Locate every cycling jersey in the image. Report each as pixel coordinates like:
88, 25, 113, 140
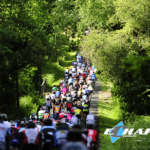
62, 87, 67, 95
41, 126, 56, 147
38, 110, 45, 119
82, 104, 89, 113
56, 130, 68, 145
53, 105, 61, 114
22, 128, 40, 145
86, 114, 95, 125
0, 122, 8, 143
71, 115, 78, 125
88, 129, 98, 142
43, 113, 50, 120
66, 101, 73, 108
82, 72, 86, 79
51, 94, 56, 100
74, 108, 81, 116
56, 91, 61, 98
8, 126, 20, 147
82, 95, 88, 101
91, 73, 96, 80
68, 78, 73, 85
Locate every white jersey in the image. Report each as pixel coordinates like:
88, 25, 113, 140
25, 128, 39, 144
45, 94, 50, 100
86, 114, 95, 125
46, 100, 51, 106
0, 123, 8, 143
3, 121, 11, 128
71, 115, 78, 125
56, 130, 68, 144
51, 94, 56, 100
72, 67, 76, 72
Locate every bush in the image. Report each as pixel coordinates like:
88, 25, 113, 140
20, 96, 38, 117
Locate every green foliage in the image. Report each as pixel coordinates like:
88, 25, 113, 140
19, 66, 38, 95
0, 0, 79, 116
20, 96, 37, 117
76, 0, 114, 33
79, 0, 150, 118
115, 56, 150, 116
99, 84, 121, 150
120, 116, 150, 150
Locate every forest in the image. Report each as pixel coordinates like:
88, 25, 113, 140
1, 0, 150, 122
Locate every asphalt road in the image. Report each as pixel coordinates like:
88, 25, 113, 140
89, 81, 101, 150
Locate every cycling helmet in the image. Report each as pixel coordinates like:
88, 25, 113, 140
43, 118, 52, 126
26, 120, 36, 128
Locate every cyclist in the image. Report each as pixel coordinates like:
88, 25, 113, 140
0, 115, 9, 150
40, 119, 56, 150
38, 108, 45, 120
43, 111, 50, 120
66, 99, 73, 112
30, 113, 37, 123
71, 114, 78, 126
82, 102, 89, 117
87, 124, 98, 150
67, 125, 87, 145
8, 122, 20, 150
86, 112, 95, 128
55, 121, 69, 148
53, 102, 62, 120
20, 121, 41, 150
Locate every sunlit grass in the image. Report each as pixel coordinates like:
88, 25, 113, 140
42, 51, 76, 90
98, 82, 150, 150
98, 83, 121, 150
19, 51, 76, 117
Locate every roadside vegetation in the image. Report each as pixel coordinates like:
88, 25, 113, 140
19, 51, 76, 119
98, 81, 121, 150
1, 0, 150, 149
0, 0, 78, 119
99, 81, 150, 150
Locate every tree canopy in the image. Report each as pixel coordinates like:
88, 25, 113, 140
1, 0, 150, 118
79, 0, 150, 117
0, 0, 78, 116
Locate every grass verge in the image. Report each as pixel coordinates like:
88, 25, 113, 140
19, 51, 76, 118
119, 115, 150, 150
98, 82, 121, 150
98, 82, 150, 150
42, 51, 76, 90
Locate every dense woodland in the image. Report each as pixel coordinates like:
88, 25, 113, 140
0, 0, 79, 117
79, 0, 150, 120
1, 0, 150, 120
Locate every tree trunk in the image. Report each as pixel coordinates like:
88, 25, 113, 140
15, 71, 20, 109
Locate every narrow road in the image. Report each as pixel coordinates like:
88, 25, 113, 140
90, 81, 101, 116
89, 81, 101, 149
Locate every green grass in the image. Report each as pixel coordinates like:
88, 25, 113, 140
98, 83, 122, 150
42, 51, 76, 90
19, 51, 76, 118
98, 82, 150, 150
120, 115, 150, 150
